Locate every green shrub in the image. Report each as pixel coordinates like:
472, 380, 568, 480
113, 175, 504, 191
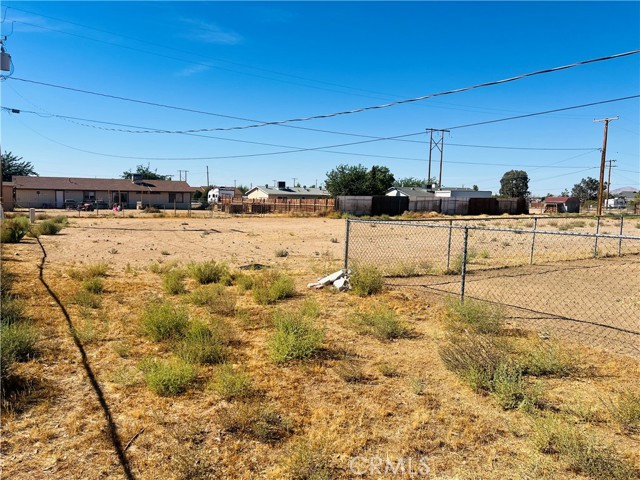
491, 362, 537, 411
210, 364, 253, 400
350, 306, 409, 340
82, 277, 105, 294
140, 357, 196, 396
187, 284, 236, 315
350, 264, 383, 296
162, 270, 186, 295
520, 342, 576, 377
68, 262, 109, 281
268, 311, 324, 363
234, 272, 255, 291
140, 299, 188, 341
438, 332, 506, 392
285, 440, 332, 480
378, 362, 399, 378
607, 391, 640, 434
1, 217, 30, 243
187, 260, 229, 285
147, 260, 178, 274
532, 417, 637, 479
74, 290, 102, 309
1, 296, 26, 326
1, 267, 14, 298
34, 220, 63, 236
51, 215, 68, 225
0, 322, 38, 378
444, 298, 504, 335
253, 271, 296, 305
176, 319, 229, 365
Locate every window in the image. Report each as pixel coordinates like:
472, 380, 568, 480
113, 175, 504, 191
169, 193, 183, 203
83, 191, 95, 201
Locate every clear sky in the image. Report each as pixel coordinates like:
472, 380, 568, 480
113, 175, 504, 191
1, 1, 638, 196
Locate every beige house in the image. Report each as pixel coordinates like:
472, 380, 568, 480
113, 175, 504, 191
12, 176, 195, 209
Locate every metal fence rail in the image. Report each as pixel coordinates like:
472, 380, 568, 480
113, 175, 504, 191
344, 218, 640, 356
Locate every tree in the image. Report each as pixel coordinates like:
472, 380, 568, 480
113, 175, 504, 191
121, 163, 171, 181
236, 184, 249, 194
394, 176, 436, 188
499, 170, 530, 197
325, 164, 395, 197
560, 189, 570, 197
571, 177, 602, 202
1, 151, 38, 181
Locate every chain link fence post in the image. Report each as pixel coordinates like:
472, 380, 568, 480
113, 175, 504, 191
344, 218, 351, 271
460, 226, 469, 303
529, 216, 538, 265
593, 215, 601, 257
446, 219, 453, 271
618, 215, 624, 256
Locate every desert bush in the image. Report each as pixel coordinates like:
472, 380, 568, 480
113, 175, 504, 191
378, 362, 399, 377
0, 322, 38, 379
253, 271, 296, 305
140, 299, 188, 341
532, 417, 637, 479
82, 277, 105, 294
1, 217, 30, 243
1, 296, 26, 326
210, 364, 253, 400
519, 342, 576, 377
439, 332, 507, 392
491, 362, 537, 411
162, 270, 186, 295
140, 357, 196, 396
68, 262, 109, 281
74, 290, 102, 309
606, 391, 640, 434
0, 266, 14, 298
147, 260, 178, 274
444, 298, 504, 334
234, 272, 255, 292
268, 311, 324, 363
350, 264, 383, 296
409, 376, 426, 395
350, 306, 409, 340
187, 260, 229, 285
176, 319, 229, 365
33, 220, 63, 236
218, 402, 292, 443
187, 284, 236, 315
275, 249, 289, 258
285, 440, 332, 480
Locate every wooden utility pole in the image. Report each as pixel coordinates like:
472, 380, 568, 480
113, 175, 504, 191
206, 165, 209, 186
605, 159, 616, 208
594, 117, 618, 216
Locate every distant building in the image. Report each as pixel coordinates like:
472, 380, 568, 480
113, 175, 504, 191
385, 187, 434, 197
543, 196, 580, 213
245, 182, 331, 200
12, 175, 195, 209
434, 188, 492, 198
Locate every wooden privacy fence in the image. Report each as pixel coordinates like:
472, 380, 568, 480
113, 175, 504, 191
219, 197, 335, 214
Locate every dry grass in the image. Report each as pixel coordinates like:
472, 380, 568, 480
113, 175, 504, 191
2, 215, 639, 480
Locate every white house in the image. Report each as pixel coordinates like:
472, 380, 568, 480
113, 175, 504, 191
246, 182, 331, 200
434, 188, 492, 198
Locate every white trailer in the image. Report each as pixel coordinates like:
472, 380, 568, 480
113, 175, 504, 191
605, 197, 626, 209
208, 187, 236, 204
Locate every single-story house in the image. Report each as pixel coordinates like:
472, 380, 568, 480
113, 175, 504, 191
385, 187, 434, 197
543, 196, 580, 213
12, 175, 196, 209
246, 183, 331, 200
434, 188, 492, 198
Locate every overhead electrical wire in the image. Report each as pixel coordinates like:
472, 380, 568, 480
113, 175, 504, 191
8, 49, 639, 133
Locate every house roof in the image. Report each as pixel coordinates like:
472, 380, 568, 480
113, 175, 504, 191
246, 186, 331, 197
12, 176, 195, 193
386, 187, 434, 196
544, 196, 578, 203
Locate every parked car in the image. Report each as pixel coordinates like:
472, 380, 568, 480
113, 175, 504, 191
64, 199, 78, 210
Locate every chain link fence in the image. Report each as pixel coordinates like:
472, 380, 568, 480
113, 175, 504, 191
344, 216, 640, 356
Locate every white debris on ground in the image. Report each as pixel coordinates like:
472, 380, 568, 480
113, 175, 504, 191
307, 269, 351, 291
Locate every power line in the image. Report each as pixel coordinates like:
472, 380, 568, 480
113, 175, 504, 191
7, 50, 639, 132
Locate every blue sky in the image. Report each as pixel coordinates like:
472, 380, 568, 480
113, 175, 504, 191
1, 1, 638, 196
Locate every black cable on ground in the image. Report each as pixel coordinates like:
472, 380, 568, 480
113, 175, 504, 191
35, 237, 135, 480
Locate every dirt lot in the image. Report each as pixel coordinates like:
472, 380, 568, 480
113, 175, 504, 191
2, 213, 639, 480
